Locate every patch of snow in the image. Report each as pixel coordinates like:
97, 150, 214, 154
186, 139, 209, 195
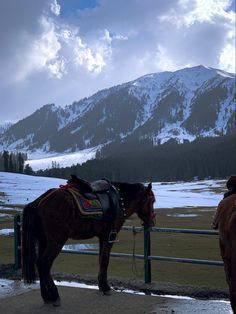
70, 125, 82, 134
215, 95, 235, 133
26, 146, 99, 171
0, 122, 12, 135
151, 179, 225, 208
128, 71, 172, 127
0, 172, 225, 208
0, 229, 14, 236
153, 122, 196, 144
0, 172, 65, 205
215, 69, 235, 79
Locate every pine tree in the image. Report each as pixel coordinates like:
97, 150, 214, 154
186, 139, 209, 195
24, 164, 34, 175
9, 153, 14, 172
3, 150, 9, 172
18, 153, 24, 173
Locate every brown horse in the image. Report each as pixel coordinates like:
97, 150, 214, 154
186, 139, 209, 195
22, 179, 156, 306
212, 176, 236, 313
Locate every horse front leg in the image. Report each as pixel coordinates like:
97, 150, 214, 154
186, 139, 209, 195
98, 237, 113, 295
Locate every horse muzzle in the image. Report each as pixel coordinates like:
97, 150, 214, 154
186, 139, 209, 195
142, 212, 156, 228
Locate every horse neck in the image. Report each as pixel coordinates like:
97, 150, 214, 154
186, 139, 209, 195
113, 182, 141, 218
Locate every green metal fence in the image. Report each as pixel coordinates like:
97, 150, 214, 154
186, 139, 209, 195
13, 214, 223, 283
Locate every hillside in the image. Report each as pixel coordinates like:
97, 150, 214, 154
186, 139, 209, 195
0, 65, 235, 155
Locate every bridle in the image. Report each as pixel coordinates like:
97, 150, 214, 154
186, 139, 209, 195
138, 189, 156, 225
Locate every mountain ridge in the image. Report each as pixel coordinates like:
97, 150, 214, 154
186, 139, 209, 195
0, 65, 235, 156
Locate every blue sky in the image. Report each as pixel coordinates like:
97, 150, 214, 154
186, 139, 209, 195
58, 0, 99, 14
0, 0, 235, 123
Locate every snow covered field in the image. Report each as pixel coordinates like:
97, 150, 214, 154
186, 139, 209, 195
26, 147, 98, 171
0, 172, 225, 209
0, 172, 226, 236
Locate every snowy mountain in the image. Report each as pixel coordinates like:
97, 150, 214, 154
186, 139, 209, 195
0, 65, 235, 155
0, 122, 12, 135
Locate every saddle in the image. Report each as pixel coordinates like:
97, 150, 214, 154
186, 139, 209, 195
61, 175, 121, 222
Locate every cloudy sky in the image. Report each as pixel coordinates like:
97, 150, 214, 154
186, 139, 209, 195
0, 0, 235, 123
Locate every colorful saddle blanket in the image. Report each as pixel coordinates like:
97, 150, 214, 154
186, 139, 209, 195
67, 188, 104, 219
60, 180, 120, 221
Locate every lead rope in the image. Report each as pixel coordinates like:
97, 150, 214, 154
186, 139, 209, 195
132, 226, 138, 276
131, 226, 145, 278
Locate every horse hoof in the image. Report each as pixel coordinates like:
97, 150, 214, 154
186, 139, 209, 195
44, 298, 61, 307
103, 290, 112, 296
53, 299, 61, 307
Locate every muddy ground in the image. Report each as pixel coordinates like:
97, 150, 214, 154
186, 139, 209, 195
0, 263, 229, 300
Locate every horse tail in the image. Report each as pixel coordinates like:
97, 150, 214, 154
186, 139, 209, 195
22, 201, 38, 283
22, 188, 57, 283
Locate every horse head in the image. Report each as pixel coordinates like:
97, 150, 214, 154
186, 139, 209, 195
136, 183, 156, 227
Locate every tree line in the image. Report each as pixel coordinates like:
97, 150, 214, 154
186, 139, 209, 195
0, 151, 27, 173
35, 134, 235, 182
1, 134, 234, 182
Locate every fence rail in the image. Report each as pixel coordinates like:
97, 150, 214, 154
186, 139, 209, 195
13, 214, 223, 283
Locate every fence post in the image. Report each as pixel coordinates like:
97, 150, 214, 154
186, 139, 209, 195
144, 225, 151, 283
14, 214, 21, 270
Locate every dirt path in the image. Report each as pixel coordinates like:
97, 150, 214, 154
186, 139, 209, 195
0, 286, 233, 314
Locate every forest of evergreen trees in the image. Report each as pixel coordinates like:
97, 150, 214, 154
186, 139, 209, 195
0, 134, 234, 182
0, 151, 27, 173
34, 134, 235, 182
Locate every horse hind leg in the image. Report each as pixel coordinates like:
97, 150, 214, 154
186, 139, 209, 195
36, 237, 49, 303
37, 240, 66, 306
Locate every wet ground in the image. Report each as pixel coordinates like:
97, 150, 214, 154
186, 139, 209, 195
0, 279, 233, 314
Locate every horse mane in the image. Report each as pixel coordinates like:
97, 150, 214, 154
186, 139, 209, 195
112, 182, 145, 198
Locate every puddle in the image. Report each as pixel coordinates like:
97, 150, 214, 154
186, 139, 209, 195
0, 229, 14, 236
167, 213, 200, 218
0, 213, 13, 218
0, 279, 39, 299
63, 243, 99, 251
55, 280, 99, 290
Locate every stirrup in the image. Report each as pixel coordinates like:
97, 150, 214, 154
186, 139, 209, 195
108, 230, 119, 243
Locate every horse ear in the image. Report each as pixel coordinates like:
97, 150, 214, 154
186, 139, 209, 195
147, 183, 152, 191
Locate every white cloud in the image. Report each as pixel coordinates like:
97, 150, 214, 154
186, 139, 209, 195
10, 16, 63, 82
219, 42, 236, 73
154, 45, 179, 72
70, 29, 112, 74
48, 58, 66, 79
73, 38, 106, 73
161, 0, 234, 27
50, 0, 60, 16
0, 0, 235, 122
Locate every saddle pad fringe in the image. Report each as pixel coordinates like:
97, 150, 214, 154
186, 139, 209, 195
67, 188, 103, 218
